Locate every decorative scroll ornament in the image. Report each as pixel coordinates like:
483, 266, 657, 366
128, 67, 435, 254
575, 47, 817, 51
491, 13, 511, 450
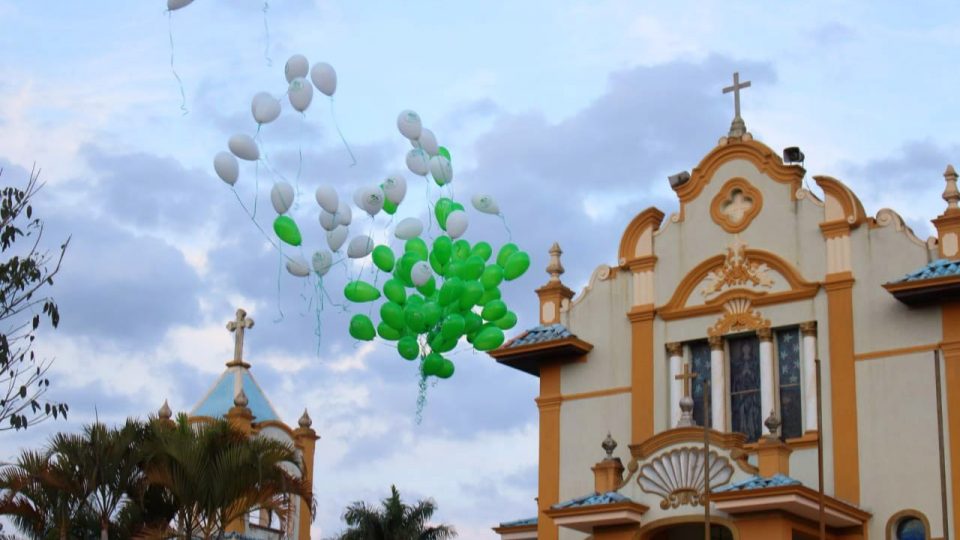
707, 297, 771, 338
700, 239, 773, 298
638, 446, 734, 509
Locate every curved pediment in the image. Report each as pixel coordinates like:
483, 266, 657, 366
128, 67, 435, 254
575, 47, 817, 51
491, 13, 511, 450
659, 242, 819, 320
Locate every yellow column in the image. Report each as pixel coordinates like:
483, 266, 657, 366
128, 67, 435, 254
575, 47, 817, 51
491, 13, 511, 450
295, 410, 319, 540
225, 392, 254, 534
942, 302, 960, 540
628, 306, 655, 444
536, 364, 562, 540
824, 271, 859, 504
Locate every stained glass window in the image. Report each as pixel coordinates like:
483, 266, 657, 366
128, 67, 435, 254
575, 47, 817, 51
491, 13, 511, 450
690, 340, 712, 428
729, 335, 761, 441
776, 327, 803, 439
896, 517, 926, 540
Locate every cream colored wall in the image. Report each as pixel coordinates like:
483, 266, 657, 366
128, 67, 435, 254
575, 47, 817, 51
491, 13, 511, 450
857, 352, 946, 539
558, 394, 631, 500
562, 271, 633, 395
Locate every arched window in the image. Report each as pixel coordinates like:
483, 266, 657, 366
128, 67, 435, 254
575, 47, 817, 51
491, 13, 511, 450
896, 517, 926, 540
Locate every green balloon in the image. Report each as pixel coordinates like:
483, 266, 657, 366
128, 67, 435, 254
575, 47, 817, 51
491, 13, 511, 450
445, 261, 464, 279
380, 301, 405, 331
451, 202, 465, 213
377, 322, 401, 341
428, 251, 445, 275
436, 358, 455, 379
496, 243, 519, 267
398, 336, 420, 360
404, 303, 428, 333
431, 335, 457, 353
478, 287, 501, 305
344, 281, 381, 303
458, 280, 484, 310
473, 325, 506, 351
462, 256, 485, 280
422, 301, 443, 327
372, 245, 395, 272
423, 352, 444, 376
382, 197, 398, 215
441, 313, 466, 340
438, 277, 464, 306
480, 265, 504, 290
471, 241, 493, 261
395, 253, 419, 286
438, 146, 451, 161
495, 310, 518, 330
406, 294, 425, 307
481, 299, 508, 321
452, 239, 471, 260
405, 238, 429, 261
464, 311, 483, 335
349, 314, 375, 341
383, 279, 407, 305
273, 216, 302, 247
435, 198, 455, 229
432, 236, 453, 264
416, 276, 437, 297
503, 251, 531, 281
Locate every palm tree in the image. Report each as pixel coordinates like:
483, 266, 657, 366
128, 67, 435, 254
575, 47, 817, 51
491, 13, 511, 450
334, 485, 456, 540
0, 448, 82, 540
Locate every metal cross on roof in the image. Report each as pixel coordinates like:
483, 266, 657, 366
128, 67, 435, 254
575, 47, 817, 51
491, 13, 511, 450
723, 71, 751, 120
226, 308, 255, 367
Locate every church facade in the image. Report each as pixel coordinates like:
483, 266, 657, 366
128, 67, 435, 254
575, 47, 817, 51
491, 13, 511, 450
492, 76, 959, 540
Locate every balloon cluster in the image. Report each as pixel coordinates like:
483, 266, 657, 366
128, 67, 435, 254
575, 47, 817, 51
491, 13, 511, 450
212, 54, 526, 382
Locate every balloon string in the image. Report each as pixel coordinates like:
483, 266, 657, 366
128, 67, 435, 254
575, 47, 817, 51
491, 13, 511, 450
314, 279, 323, 357
295, 114, 304, 209
330, 98, 357, 166
498, 213, 513, 242
274, 245, 285, 322
167, 12, 188, 115
230, 186, 282, 253
262, 1, 272, 67
415, 364, 428, 425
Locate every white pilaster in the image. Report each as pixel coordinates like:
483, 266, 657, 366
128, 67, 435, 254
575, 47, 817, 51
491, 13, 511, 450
709, 337, 725, 430
758, 328, 775, 424
667, 343, 683, 428
801, 322, 818, 432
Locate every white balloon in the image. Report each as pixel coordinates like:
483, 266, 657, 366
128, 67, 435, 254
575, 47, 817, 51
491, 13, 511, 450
327, 225, 348, 252
347, 235, 374, 259
319, 211, 338, 231
213, 152, 239, 185
315, 185, 339, 214
270, 182, 295, 214
397, 110, 422, 140
228, 134, 259, 161
416, 128, 439, 156
445, 210, 468, 239
251, 92, 281, 124
406, 149, 429, 176
381, 174, 407, 205
410, 261, 432, 286
288, 78, 313, 112
471, 193, 500, 215
310, 62, 337, 96
335, 201, 352, 226
285, 256, 311, 277
285, 54, 309, 83
429, 155, 453, 185
312, 250, 333, 276
355, 186, 384, 217
167, 0, 193, 10
394, 217, 423, 240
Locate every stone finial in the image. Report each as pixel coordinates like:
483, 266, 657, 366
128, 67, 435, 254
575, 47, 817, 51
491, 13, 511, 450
944, 165, 959, 213
298, 408, 313, 429
234, 389, 249, 408
764, 409, 781, 439
601, 432, 617, 459
677, 395, 695, 428
546, 242, 565, 282
158, 399, 172, 420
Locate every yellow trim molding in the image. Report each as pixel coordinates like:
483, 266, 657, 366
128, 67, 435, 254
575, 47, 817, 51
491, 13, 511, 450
536, 363, 562, 540
618, 207, 665, 266
854, 343, 941, 361
885, 509, 932, 540
814, 175, 868, 229
710, 177, 763, 233
942, 302, 960, 540
629, 304, 656, 445
824, 270, 860, 505
639, 515, 741, 540
561, 386, 632, 403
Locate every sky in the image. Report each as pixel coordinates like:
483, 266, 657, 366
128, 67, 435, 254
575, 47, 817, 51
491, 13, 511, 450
1, 1, 959, 538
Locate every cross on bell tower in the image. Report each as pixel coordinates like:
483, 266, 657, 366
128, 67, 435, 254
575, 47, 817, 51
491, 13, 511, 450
226, 308, 255, 368
723, 71, 752, 138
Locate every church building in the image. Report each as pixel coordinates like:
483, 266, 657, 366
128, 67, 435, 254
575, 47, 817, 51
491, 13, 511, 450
158, 308, 318, 540
491, 74, 959, 540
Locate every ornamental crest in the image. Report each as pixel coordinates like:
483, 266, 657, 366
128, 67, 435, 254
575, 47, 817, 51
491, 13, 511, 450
637, 447, 734, 509
700, 239, 773, 298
